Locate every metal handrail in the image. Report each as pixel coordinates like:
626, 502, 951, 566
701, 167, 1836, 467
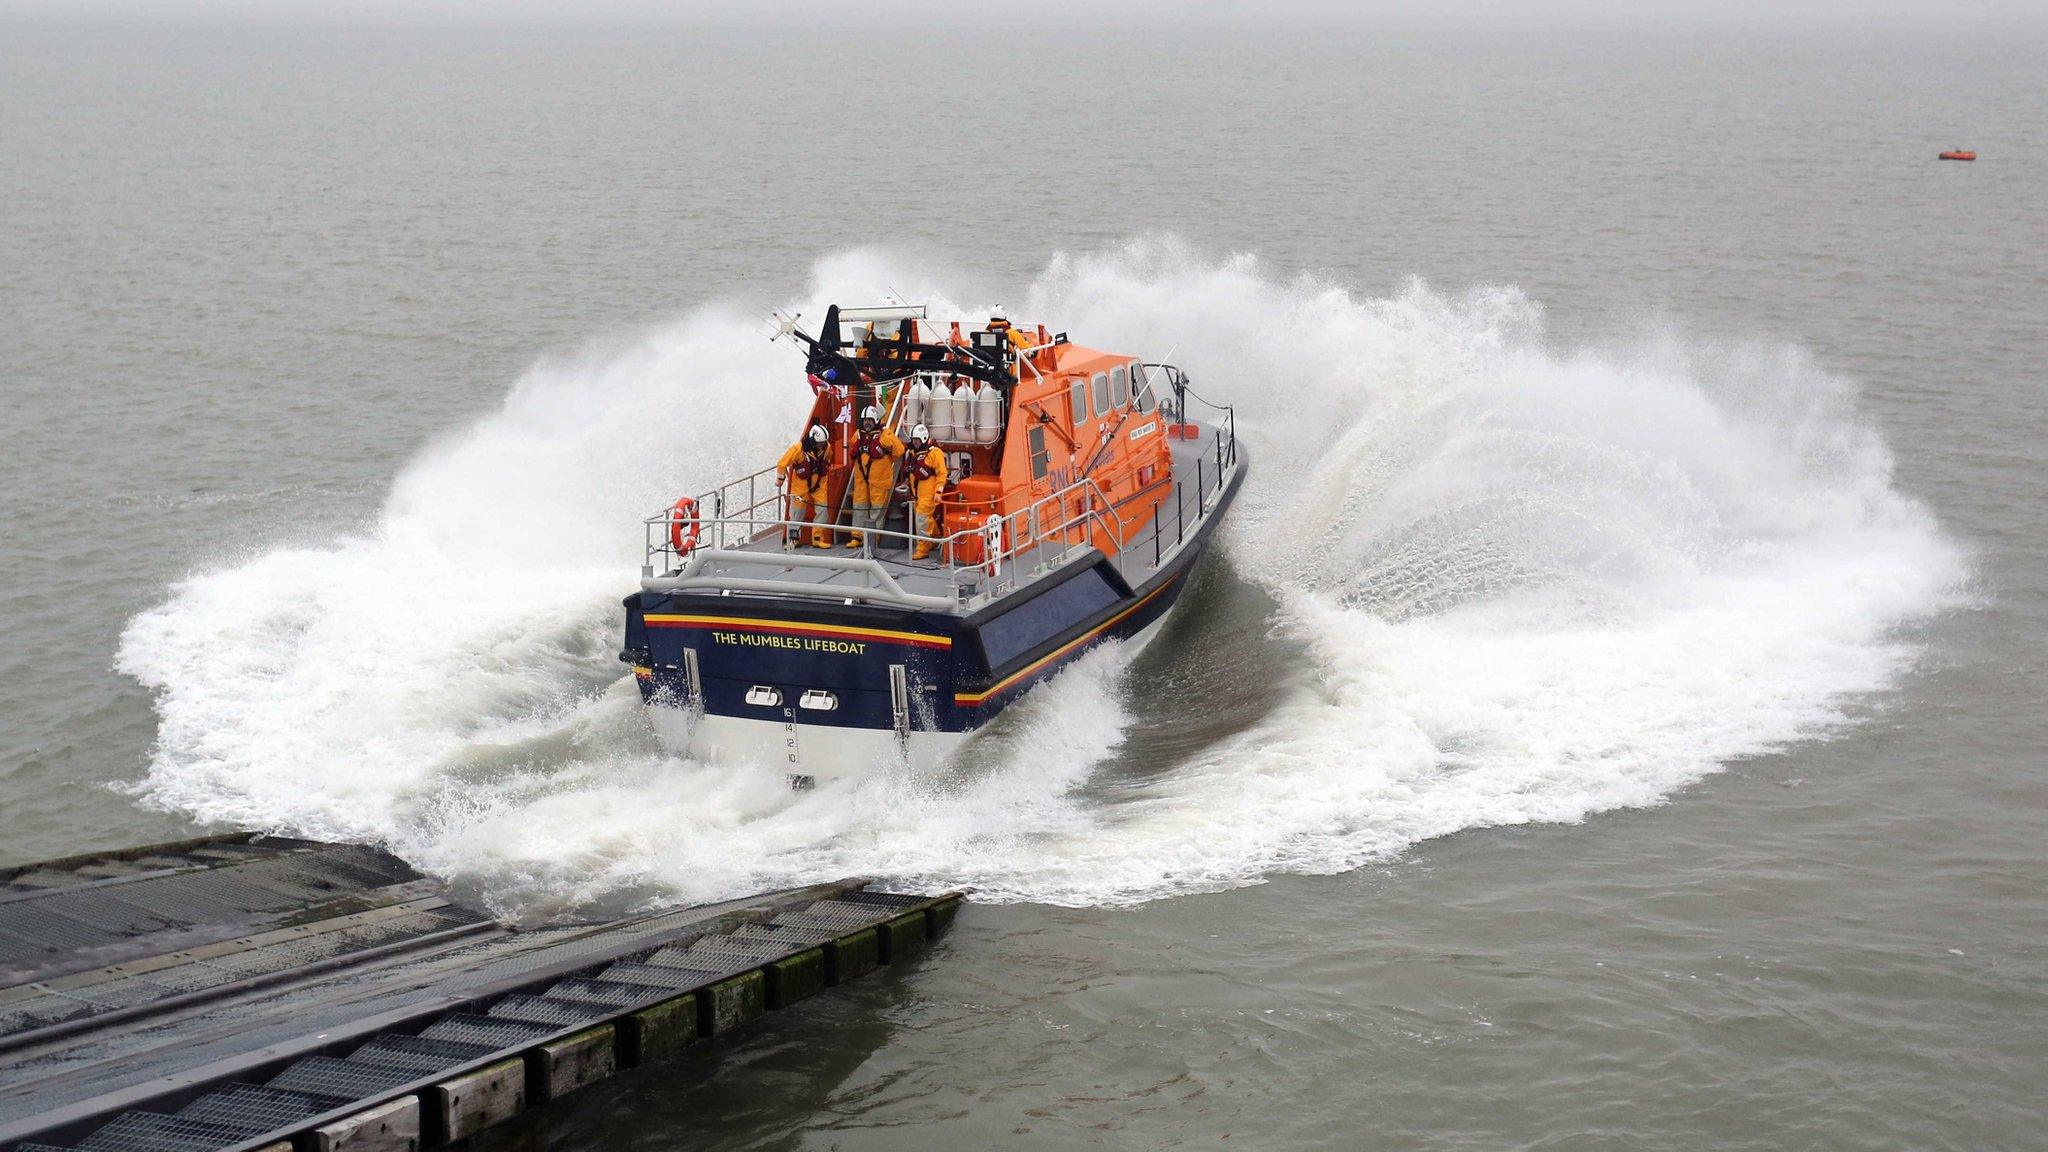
639, 366, 1240, 612
643, 549, 957, 611
640, 438, 1246, 609
642, 472, 1131, 608
645, 473, 1123, 570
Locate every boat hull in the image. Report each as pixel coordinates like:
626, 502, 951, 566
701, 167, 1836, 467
638, 592, 1184, 777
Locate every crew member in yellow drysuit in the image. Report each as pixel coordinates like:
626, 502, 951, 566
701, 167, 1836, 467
776, 424, 833, 548
905, 423, 948, 560
844, 404, 903, 548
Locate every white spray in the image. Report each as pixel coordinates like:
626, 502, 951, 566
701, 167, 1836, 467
118, 240, 1966, 910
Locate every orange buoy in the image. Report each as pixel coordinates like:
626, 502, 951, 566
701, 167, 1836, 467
1939, 150, 1976, 161
667, 496, 701, 556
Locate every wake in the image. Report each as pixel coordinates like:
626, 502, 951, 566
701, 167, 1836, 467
117, 240, 1966, 910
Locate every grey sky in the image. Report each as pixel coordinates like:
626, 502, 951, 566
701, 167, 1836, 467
2, 0, 2043, 28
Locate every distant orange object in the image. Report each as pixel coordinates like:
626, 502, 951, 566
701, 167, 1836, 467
1939, 150, 1977, 161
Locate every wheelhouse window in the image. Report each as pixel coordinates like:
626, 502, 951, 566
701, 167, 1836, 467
1092, 372, 1111, 417
1132, 363, 1154, 411
1069, 378, 1088, 426
1111, 365, 1129, 408
1028, 425, 1050, 480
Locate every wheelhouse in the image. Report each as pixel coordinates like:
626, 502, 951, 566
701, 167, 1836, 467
622, 303, 1246, 780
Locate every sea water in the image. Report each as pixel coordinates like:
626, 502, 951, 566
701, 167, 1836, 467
3, 21, 2042, 1149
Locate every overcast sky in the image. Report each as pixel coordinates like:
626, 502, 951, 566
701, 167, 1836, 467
2, 0, 2042, 29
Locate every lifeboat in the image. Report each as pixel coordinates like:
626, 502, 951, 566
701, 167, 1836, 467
619, 303, 1247, 782
1939, 150, 1976, 161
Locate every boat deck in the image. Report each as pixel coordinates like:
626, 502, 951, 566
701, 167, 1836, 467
663, 427, 1235, 613
725, 529, 966, 599
0, 834, 962, 1152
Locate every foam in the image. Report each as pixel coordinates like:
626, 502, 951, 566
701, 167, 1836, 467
117, 239, 1966, 909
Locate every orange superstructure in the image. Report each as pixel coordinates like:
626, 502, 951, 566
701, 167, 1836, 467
628, 302, 1246, 781
783, 310, 1175, 567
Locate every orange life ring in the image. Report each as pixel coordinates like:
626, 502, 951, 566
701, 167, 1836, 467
668, 496, 701, 556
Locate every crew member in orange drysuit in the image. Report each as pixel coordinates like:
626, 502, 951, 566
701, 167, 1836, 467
904, 423, 948, 560
986, 314, 1032, 353
844, 404, 903, 548
776, 424, 833, 548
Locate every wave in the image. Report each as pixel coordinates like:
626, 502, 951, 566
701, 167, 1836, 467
117, 239, 1966, 909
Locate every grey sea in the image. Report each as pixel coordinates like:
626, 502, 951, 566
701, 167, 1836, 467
4, 18, 2045, 1151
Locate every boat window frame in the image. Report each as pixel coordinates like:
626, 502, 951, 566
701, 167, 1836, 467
1111, 365, 1129, 408
1069, 377, 1088, 427
1132, 363, 1155, 412
1092, 372, 1111, 417
1028, 424, 1050, 480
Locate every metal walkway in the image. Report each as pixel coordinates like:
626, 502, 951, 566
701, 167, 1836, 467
0, 834, 963, 1152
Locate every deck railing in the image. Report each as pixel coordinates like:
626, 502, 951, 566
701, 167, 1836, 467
640, 367, 1240, 612
1127, 377, 1239, 582
642, 472, 1130, 610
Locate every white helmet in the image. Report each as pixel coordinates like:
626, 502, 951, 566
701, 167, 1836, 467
860, 404, 880, 424
808, 424, 828, 444
911, 423, 930, 442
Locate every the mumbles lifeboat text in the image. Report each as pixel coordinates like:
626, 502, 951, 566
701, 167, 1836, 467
709, 630, 867, 655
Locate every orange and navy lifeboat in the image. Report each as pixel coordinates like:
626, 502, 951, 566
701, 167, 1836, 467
1938, 150, 1976, 162
619, 303, 1247, 782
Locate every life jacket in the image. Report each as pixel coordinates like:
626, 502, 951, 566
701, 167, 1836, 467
854, 432, 889, 464
791, 450, 827, 483
908, 447, 940, 482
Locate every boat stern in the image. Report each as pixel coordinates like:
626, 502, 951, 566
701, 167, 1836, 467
622, 591, 965, 777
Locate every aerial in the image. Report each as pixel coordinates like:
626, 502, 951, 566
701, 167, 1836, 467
1, 1, 2041, 1149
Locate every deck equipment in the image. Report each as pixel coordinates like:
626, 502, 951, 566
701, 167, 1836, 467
621, 305, 1248, 779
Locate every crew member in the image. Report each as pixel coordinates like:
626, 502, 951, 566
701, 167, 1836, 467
776, 424, 833, 548
843, 405, 903, 548
987, 314, 1032, 352
905, 424, 948, 560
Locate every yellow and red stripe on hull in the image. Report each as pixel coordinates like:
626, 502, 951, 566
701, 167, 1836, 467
954, 578, 1177, 706
642, 613, 951, 650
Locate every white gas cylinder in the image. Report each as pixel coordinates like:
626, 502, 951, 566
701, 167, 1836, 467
930, 382, 960, 442
904, 379, 931, 431
970, 382, 1001, 444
